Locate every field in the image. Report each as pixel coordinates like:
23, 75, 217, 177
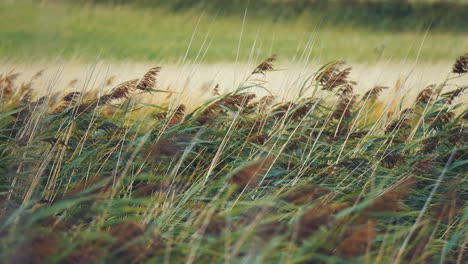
1, 1, 468, 63
1, 1, 467, 264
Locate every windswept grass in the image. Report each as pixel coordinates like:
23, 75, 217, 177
0, 53, 466, 263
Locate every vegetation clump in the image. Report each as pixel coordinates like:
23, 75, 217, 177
0, 54, 466, 263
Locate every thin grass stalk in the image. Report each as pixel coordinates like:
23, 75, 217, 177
394, 147, 457, 264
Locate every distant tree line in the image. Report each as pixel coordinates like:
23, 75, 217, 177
57, 0, 467, 31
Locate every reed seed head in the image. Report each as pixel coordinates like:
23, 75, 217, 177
137, 66, 161, 91
252, 54, 277, 75
452, 53, 468, 74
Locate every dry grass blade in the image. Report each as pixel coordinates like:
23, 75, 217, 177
19, 89, 33, 105
441, 86, 467, 104
452, 53, 468, 74
137, 67, 161, 91
252, 54, 277, 75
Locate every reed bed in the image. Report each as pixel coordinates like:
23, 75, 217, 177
0, 54, 466, 263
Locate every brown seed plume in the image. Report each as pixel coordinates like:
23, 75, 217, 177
381, 150, 405, 168
51, 92, 82, 114
410, 154, 436, 175
212, 83, 221, 96
196, 212, 227, 236
452, 53, 468, 74
108, 221, 157, 262
247, 133, 268, 145
271, 102, 295, 119
290, 100, 316, 121
316, 61, 357, 93
73, 79, 139, 114
297, 203, 348, 239
229, 157, 274, 189
386, 117, 410, 133
137, 66, 161, 91
109, 221, 145, 242
252, 54, 277, 75
8, 232, 62, 264
336, 221, 376, 257
62, 92, 82, 102
364, 177, 415, 214
62, 240, 107, 264
441, 86, 467, 104
63, 177, 111, 199
362, 85, 388, 101
106, 75, 116, 86
67, 78, 78, 88
196, 93, 256, 124
280, 183, 331, 205
155, 104, 186, 125
332, 95, 357, 120
109, 79, 138, 100
416, 85, 434, 104
0, 71, 20, 99
256, 95, 275, 111
430, 111, 455, 130
145, 138, 181, 158
220, 92, 256, 110
132, 181, 186, 198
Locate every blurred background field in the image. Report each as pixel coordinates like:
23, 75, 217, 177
1, 0, 467, 64
2, 0, 467, 103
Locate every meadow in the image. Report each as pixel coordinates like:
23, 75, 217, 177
0, 0, 467, 263
1, 1, 468, 63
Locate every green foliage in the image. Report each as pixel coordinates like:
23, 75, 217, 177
69, 0, 468, 31
0, 55, 467, 263
1, 1, 467, 63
